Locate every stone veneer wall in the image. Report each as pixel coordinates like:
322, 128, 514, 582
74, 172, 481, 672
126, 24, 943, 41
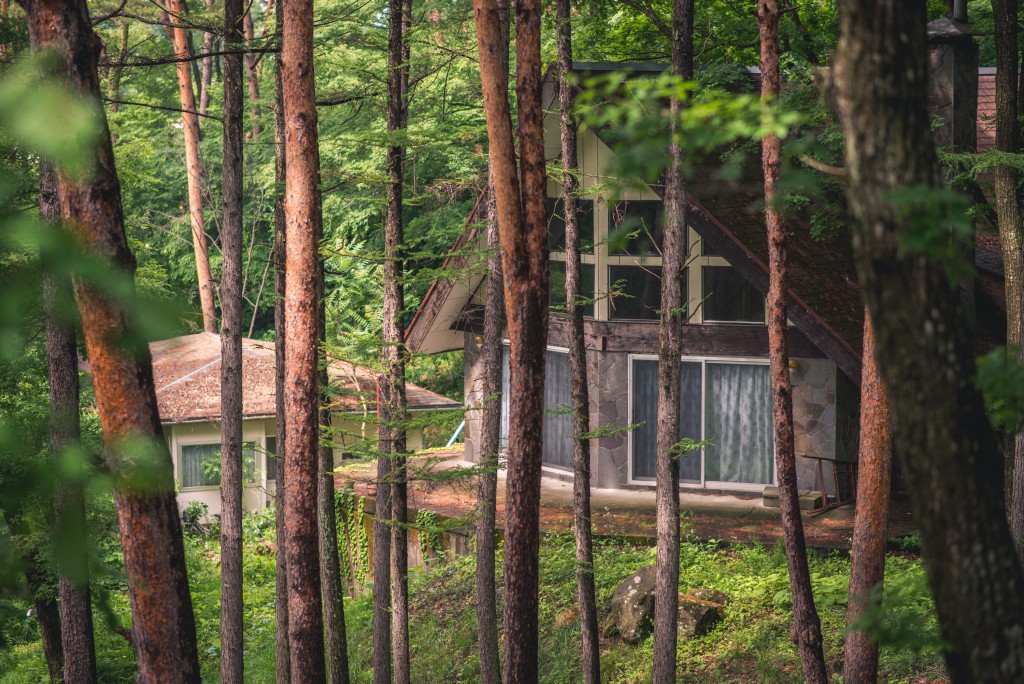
592, 351, 631, 489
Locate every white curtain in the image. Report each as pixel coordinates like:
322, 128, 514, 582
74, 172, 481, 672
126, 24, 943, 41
704, 363, 773, 484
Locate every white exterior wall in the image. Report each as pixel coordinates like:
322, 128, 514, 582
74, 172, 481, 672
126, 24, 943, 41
168, 414, 427, 516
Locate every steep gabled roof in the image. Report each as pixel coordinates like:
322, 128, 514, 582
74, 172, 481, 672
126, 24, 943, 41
405, 64, 1005, 384
145, 333, 460, 424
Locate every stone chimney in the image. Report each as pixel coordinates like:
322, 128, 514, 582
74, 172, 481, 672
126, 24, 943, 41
926, 9, 979, 153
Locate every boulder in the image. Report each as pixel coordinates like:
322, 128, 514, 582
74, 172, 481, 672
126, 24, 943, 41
603, 566, 728, 644
677, 593, 724, 638
602, 565, 656, 643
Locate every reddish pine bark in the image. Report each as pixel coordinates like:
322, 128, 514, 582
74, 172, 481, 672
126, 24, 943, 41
165, 0, 217, 332
199, 0, 213, 116
843, 312, 892, 684
473, 4, 509, 680
42, 164, 98, 684
554, 2, 599, 681
281, 0, 326, 675
20, 0, 201, 679
219, 0, 245, 678
472, 0, 549, 679
834, 1, 1024, 681
759, 2, 828, 681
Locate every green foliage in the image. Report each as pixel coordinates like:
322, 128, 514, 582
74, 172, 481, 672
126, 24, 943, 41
976, 347, 1024, 432
883, 184, 975, 281
415, 508, 444, 561
336, 488, 370, 585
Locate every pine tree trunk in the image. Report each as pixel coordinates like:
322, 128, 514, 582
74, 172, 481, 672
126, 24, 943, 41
20, 0, 202, 679
843, 312, 892, 684
219, 0, 245, 678
199, 0, 213, 116
107, 19, 128, 112
554, 3, 599, 681
272, 0, 290, 672
833, 1, 1024, 681
318, 301, 350, 684
474, 183, 505, 684
759, 2, 828, 681
281, 0, 326, 674
472, 0, 548, 679
992, 0, 1024, 556
384, 0, 411, 680
371, 418, 392, 684
651, 2, 692, 681
474, 7, 509, 681
166, 0, 217, 332
243, 8, 262, 138
24, 550, 63, 684
41, 163, 98, 684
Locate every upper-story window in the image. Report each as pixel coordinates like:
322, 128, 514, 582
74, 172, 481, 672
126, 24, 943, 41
609, 200, 666, 256
547, 197, 595, 252
701, 266, 765, 324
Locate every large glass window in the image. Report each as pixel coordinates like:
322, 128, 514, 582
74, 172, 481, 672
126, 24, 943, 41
703, 363, 773, 484
500, 347, 575, 471
547, 197, 595, 252
701, 266, 764, 323
181, 442, 258, 488
609, 200, 665, 256
549, 261, 595, 317
609, 266, 665, 320
631, 360, 702, 481
630, 358, 773, 487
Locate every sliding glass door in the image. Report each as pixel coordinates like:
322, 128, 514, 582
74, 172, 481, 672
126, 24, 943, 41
629, 356, 774, 489
500, 346, 575, 471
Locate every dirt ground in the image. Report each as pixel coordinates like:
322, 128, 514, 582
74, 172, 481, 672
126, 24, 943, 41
334, 448, 916, 550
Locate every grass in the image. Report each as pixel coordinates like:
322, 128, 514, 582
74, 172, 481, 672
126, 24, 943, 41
0, 507, 946, 683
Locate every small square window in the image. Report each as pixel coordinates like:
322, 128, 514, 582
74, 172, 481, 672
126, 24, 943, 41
609, 266, 669, 320
609, 200, 666, 256
547, 197, 595, 252
549, 261, 595, 317
702, 266, 764, 323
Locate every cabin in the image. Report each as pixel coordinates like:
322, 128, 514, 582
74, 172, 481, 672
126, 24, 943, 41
147, 333, 460, 516
406, 29, 1006, 503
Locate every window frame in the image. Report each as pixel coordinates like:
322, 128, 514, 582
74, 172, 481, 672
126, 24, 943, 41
177, 435, 266, 492
626, 353, 776, 491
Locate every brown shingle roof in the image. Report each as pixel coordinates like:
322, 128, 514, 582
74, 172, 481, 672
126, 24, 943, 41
150, 333, 460, 424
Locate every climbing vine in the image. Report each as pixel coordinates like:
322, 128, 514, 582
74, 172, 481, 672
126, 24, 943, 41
336, 488, 369, 584
416, 508, 444, 561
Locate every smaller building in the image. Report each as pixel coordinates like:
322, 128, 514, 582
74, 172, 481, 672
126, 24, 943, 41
149, 333, 460, 516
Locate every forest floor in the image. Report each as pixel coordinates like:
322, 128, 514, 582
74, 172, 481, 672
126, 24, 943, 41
334, 448, 917, 550
0, 502, 945, 683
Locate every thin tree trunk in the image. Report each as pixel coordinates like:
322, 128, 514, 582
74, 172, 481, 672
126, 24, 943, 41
272, 0, 289, 673
20, 0, 202, 678
843, 312, 892, 684
166, 0, 217, 332
474, 187, 505, 684
108, 20, 128, 112
243, 8, 262, 138
371, 408, 392, 684
319, 303, 351, 684
199, 0, 213, 116
651, 1, 692, 681
485, 0, 548, 678
41, 164, 98, 684
992, 0, 1024, 556
554, 3, 598, 681
281, 0, 326, 674
759, 2, 828, 681
833, 1, 1024, 681
474, 6, 509, 681
219, 0, 245, 677
384, 0, 411, 680
24, 551, 63, 683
